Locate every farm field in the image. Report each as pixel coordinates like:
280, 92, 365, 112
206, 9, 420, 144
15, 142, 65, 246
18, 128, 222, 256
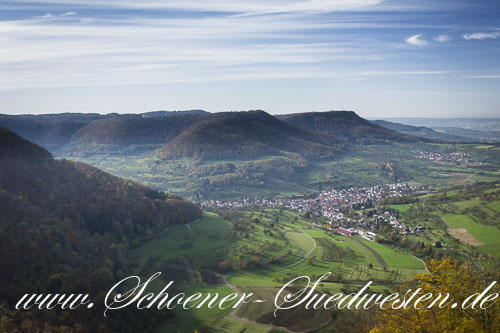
386, 184, 500, 260
443, 214, 500, 249
359, 240, 423, 269
128, 207, 426, 332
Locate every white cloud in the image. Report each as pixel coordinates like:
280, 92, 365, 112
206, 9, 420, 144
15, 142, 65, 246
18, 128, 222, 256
0, 1, 454, 91
13, 0, 385, 14
357, 71, 448, 76
463, 32, 500, 40
40, 11, 77, 19
466, 74, 500, 79
405, 34, 428, 46
60, 12, 77, 17
433, 35, 451, 43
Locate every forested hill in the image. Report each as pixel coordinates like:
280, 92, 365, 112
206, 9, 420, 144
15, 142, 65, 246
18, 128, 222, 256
0, 112, 104, 150
0, 111, 209, 155
278, 111, 425, 144
157, 110, 346, 160
72, 112, 208, 145
0, 126, 52, 159
0, 110, 436, 160
0, 127, 201, 331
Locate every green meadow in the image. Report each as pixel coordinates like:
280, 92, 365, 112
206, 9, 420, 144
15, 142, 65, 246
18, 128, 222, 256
442, 214, 500, 246
127, 208, 425, 332
385, 184, 500, 260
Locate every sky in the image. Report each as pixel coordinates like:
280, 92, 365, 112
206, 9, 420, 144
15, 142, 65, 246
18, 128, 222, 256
0, 0, 499, 117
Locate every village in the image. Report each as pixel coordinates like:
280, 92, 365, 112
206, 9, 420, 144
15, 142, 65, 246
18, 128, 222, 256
412, 150, 478, 164
202, 183, 428, 240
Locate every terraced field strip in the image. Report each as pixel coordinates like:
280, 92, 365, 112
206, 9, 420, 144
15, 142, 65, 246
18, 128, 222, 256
353, 239, 387, 268
269, 230, 316, 271
314, 237, 342, 261
487, 201, 500, 213
333, 236, 378, 265
362, 240, 424, 269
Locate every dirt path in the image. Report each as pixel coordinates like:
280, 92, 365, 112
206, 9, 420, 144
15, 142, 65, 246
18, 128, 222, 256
270, 230, 317, 271
440, 216, 450, 229
164, 224, 317, 332
160, 218, 199, 234
412, 255, 430, 273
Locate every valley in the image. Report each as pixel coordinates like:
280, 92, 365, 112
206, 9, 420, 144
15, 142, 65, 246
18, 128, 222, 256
4, 0, 500, 331
1, 110, 500, 332
66, 141, 500, 201
129, 210, 426, 332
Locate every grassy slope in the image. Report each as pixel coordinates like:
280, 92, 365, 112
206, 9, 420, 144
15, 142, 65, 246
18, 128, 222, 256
443, 214, 500, 245
385, 185, 500, 260
128, 208, 424, 332
129, 212, 233, 268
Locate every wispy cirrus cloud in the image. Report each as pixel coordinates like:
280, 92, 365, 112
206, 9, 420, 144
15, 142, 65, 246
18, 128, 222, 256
4, 0, 446, 91
463, 32, 500, 40
60, 11, 77, 16
433, 34, 451, 42
9, 0, 385, 14
465, 72, 500, 79
1, 0, 499, 116
40, 11, 77, 19
405, 34, 428, 46
468, 75, 500, 79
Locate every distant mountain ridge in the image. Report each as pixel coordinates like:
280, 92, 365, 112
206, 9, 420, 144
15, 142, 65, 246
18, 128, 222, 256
1, 110, 433, 160
0, 113, 104, 149
278, 111, 424, 144
374, 117, 500, 142
72, 113, 208, 145
0, 111, 209, 155
433, 127, 500, 142
141, 110, 208, 117
371, 119, 472, 142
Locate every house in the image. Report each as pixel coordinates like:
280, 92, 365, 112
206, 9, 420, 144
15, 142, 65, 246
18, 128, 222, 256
334, 227, 353, 236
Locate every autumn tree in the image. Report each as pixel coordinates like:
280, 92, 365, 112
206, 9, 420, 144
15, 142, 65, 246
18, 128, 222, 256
371, 258, 500, 332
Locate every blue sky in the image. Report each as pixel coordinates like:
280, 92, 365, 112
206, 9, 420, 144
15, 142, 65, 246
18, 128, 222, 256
0, 0, 499, 117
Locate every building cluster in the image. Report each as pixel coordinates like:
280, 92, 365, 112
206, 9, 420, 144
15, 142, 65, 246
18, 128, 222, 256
201, 183, 424, 211
202, 183, 427, 239
317, 207, 425, 240
412, 150, 478, 164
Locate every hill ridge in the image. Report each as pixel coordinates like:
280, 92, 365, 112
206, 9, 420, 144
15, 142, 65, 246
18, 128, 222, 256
158, 110, 345, 160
